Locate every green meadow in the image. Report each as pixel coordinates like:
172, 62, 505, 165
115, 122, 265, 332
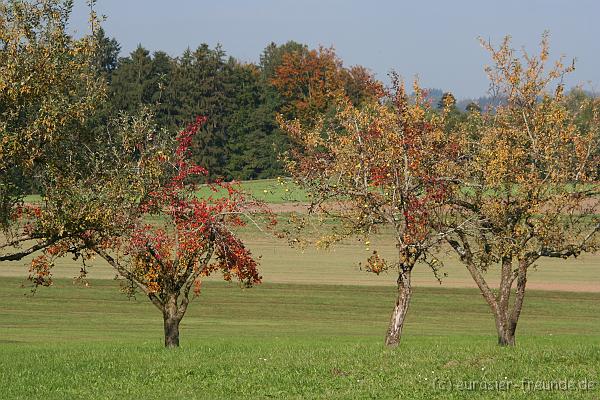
23, 177, 309, 205
0, 277, 599, 399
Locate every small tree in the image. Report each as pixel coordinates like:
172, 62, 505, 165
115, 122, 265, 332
444, 34, 600, 346
13, 117, 269, 347
0, 1, 269, 347
279, 77, 457, 346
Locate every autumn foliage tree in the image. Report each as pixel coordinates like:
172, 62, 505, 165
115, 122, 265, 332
3, 110, 268, 348
24, 117, 266, 348
271, 46, 381, 126
444, 34, 600, 346
279, 76, 458, 346
0, 1, 268, 348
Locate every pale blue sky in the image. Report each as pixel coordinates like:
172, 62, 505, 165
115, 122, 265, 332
71, 0, 599, 98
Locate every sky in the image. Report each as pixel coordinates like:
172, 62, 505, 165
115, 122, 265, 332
70, 0, 600, 99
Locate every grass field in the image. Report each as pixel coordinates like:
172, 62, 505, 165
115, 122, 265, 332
5, 179, 600, 399
23, 178, 309, 205
1, 278, 599, 399
201, 178, 309, 203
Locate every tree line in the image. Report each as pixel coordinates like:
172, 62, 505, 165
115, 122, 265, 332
93, 29, 382, 181
96, 27, 599, 182
101, 28, 600, 181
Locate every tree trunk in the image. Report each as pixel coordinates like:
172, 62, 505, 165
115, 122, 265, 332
385, 269, 412, 347
496, 259, 528, 347
448, 237, 533, 347
163, 314, 181, 348
496, 318, 516, 346
163, 294, 181, 348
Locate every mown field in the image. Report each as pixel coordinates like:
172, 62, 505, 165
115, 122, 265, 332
0, 277, 599, 399
4, 179, 600, 399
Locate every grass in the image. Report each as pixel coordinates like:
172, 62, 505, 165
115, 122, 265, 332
200, 177, 309, 203
0, 278, 599, 399
24, 178, 309, 205
1, 338, 599, 399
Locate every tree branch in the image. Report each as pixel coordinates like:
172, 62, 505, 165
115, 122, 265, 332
446, 233, 499, 312
91, 245, 164, 311
177, 242, 216, 320
532, 223, 599, 259
0, 238, 54, 261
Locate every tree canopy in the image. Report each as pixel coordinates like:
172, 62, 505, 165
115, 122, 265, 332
443, 34, 599, 346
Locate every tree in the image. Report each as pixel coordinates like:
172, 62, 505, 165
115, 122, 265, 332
564, 88, 600, 179
93, 27, 120, 78
271, 46, 343, 125
0, 0, 104, 228
106, 40, 375, 182
24, 117, 268, 347
259, 41, 307, 82
437, 91, 464, 131
444, 34, 600, 346
465, 101, 481, 114
110, 45, 157, 114
437, 92, 456, 110
4, 110, 270, 347
224, 60, 286, 179
278, 76, 457, 347
158, 44, 231, 180
342, 65, 382, 106
0, 2, 269, 348
271, 46, 380, 127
